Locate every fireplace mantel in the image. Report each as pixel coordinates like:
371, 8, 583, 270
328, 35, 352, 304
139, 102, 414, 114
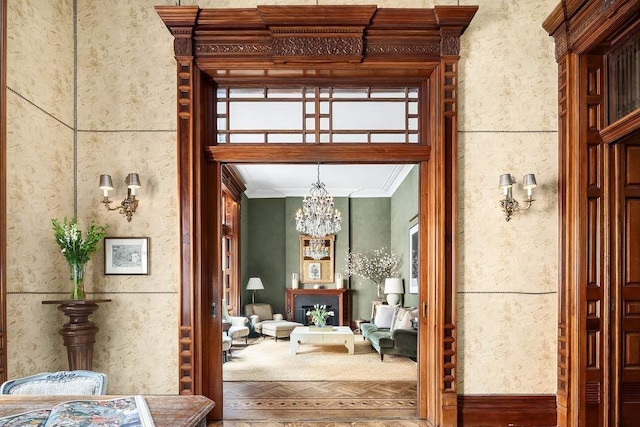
285, 289, 351, 327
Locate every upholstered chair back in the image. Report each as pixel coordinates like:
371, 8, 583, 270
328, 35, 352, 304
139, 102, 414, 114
0, 370, 108, 395
245, 303, 274, 321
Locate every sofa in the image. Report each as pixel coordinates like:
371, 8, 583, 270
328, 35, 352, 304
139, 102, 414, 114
362, 305, 418, 361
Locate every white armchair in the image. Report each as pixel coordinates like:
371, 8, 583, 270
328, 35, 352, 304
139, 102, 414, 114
222, 299, 250, 343
244, 303, 283, 334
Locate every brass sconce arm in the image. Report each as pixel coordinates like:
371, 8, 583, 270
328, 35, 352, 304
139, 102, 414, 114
99, 173, 141, 222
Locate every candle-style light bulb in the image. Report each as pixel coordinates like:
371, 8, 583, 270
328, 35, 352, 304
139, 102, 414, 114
522, 174, 537, 199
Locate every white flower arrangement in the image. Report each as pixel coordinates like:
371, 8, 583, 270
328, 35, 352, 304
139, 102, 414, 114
52, 217, 109, 265
306, 304, 334, 327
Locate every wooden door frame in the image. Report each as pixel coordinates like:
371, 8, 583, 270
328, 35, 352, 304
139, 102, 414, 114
0, 0, 7, 384
156, 5, 476, 423
543, 1, 640, 425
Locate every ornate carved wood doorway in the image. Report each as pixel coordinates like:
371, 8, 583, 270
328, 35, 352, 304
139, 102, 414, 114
157, 5, 476, 424
544, 1, 640, 425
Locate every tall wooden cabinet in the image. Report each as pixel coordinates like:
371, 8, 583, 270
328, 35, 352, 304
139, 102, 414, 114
543, 1, 640, 425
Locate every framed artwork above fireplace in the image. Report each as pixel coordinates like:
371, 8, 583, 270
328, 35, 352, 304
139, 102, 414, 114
299, 235, 334, 284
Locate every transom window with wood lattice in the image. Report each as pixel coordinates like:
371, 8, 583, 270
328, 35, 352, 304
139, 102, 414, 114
216, 87, 420, 144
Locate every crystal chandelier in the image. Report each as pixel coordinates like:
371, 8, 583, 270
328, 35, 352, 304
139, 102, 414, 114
304, 238, 330, 260
295, 164, 342, 239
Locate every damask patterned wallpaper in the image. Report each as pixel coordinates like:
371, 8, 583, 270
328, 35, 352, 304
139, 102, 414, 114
5, 0, 558, 394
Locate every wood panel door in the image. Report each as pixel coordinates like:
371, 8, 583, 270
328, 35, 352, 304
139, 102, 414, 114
614, 131, 640, 426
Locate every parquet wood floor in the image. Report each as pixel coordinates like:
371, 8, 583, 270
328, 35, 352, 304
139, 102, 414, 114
217, 380, 424, 425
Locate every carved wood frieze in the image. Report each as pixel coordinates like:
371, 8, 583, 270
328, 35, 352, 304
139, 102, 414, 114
273, 36, 362, 60
568, 2, 605, 47
195, 43, 271, 55
441, 35, 461, 57
157, 6, 477, 65
365, 43, 440, 56
554, 30, 569, 61
174, 36, 192, 57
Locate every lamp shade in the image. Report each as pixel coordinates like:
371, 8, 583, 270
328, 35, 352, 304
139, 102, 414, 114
99, 174, 113, 190
126, 173, 141, 189
246, 277, 264, 290
498, 173, 514, 189
384, 278, 404, 294
522, 173, 537, 190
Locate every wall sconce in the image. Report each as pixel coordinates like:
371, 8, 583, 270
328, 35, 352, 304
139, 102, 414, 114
498, 173, 537, 222
99, 173, 141, 222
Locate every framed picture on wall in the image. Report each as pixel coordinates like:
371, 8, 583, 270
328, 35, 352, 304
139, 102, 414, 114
299, 235, 335, 284
104, 237, 149, 275
409, 224, 419, 294
308, 262, 321, 280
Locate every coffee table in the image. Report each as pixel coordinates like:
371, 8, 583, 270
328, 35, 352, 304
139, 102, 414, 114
289, 326, 355, 355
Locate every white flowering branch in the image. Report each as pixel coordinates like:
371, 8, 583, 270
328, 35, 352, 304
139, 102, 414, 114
343, 247, 400, 298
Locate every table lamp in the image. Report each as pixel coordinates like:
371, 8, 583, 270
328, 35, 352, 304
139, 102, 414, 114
246, 277, 264, 304
384, 278, 404, 306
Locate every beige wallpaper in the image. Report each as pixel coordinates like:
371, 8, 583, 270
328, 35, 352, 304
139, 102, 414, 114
6, 0, 559, 396
456, 0, 558, 394
6, 0, 75, 377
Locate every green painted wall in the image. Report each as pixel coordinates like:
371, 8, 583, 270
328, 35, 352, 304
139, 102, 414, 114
241, 194, 250, 309
390, 165, 419, 308
348, 198, 391, 320
246, 198, 287, 315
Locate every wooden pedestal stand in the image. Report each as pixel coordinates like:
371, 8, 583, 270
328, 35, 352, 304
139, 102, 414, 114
42, 299, 111, 370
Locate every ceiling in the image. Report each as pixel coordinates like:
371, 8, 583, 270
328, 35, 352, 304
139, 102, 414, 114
234, 164, 416, 199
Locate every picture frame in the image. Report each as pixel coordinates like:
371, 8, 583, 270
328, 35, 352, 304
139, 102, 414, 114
409, 224, 419, 294
104, 237, 149, 275
308, 262, 321, 280
299, 235, 335, 284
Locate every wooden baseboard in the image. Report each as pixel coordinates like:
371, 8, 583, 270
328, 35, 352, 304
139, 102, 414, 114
458, 394, 556, 426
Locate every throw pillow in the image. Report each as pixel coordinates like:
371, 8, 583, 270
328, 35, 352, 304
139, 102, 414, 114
374, 304, 396, 329
395, 311, 414, 330
390, 307, 415, 331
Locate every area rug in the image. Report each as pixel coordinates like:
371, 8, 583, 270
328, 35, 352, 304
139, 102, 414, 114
223, 336, 417, 381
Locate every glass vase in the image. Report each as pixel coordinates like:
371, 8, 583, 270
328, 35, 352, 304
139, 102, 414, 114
376, 281, 385, 301
314, 318, 326, 328
69, 262, 86, 300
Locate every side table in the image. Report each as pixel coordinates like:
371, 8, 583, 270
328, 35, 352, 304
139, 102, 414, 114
42, 299, 111, 370
354, 319, 368, 335
222, 320, 232, 336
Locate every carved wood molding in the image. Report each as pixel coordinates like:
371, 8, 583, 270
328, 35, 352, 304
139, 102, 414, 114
600, 109, 640, 144
158, 5, 477, 65
155, 6, 198, 58
221, 165, 246, 202
543, 0, 639, 59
